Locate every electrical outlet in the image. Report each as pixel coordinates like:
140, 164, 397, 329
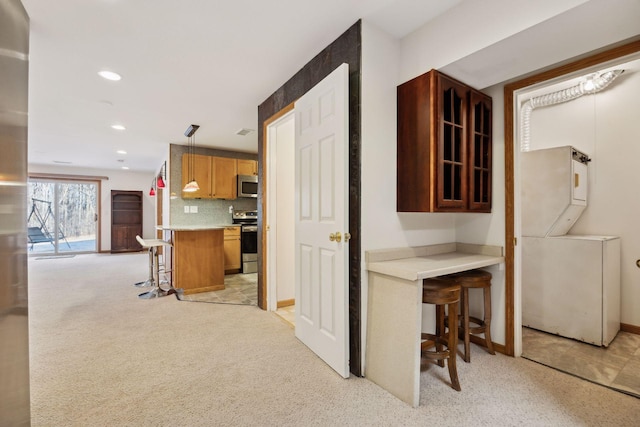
228, 205, 233, 213
184, 206, 190, 213
190, 205, 198, 213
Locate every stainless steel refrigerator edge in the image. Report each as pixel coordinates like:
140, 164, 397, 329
0, 0, 30, 425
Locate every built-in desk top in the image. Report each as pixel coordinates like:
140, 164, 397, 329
366, 243, 504, 281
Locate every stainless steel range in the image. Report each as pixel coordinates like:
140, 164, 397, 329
232, 209, 258, 274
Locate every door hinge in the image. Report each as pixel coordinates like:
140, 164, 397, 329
514, 237, 518, 246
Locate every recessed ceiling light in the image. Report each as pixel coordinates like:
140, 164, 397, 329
98, 70, 122, 81
111, 124, 126, 130
116, 150, 127, 155
121, 166, 129, 170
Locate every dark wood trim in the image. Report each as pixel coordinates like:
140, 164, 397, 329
503, 85, 515, 356
621, 323, 640, 335
257, 21, 362, 376
503, 39, 640, 356
468, 335, 506, 355
277, 299, 295, 308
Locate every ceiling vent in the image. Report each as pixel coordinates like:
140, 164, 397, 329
236, 128, 254, 136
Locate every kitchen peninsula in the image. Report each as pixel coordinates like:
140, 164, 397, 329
365, 243, 504, 407
163, 226, 225, 294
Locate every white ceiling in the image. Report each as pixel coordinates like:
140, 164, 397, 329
23, 0, 463, 173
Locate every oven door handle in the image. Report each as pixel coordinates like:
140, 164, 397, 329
242, 225, 258, 232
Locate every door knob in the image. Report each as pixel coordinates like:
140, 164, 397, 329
329, 232, 342, 242
344, 232, 351, 241
329, 233, 335, 242
335, 232, 342, 242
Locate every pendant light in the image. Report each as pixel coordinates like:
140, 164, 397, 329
149, 177, 156, 196
182, 124, 200, 193
157, 161, 166, 188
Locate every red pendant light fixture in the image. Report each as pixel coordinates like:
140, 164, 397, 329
149, 177, 156, 196
157, 161, 166, 188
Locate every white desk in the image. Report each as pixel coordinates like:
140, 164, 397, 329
365, 243, 504, 407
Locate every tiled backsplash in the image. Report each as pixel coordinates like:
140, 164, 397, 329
171, 197, 257, 226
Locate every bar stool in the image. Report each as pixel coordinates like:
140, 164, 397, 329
452, 269, 495, 363
134, 236, 156, 288
421, 276, 461, 392
135, 235, 173, 299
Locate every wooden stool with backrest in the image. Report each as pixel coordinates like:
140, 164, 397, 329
421, 276, 462, 391
451, 269, 495, 362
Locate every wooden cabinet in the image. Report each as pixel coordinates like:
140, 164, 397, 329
212, 156, 237, 199
181, 153, 212, 199
468, 90, 492, 212
397, 69, 492, 213
169, 228, 225, 294
181, 154, 237, 199
111, 190, 143, 253
223, 226, 241, 273
237, 159, 258, 176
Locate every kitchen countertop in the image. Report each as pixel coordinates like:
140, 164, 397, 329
365, 242, 504, 281
159, 225, 228, 231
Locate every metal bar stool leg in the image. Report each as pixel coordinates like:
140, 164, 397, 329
134, 247, 155, 287
135, 236, 173, 299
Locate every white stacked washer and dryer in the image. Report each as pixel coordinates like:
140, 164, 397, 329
521, 146, 620, 347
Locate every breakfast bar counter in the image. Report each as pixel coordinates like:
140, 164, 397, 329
365, 243, 504, 407
162, 226, 225, 295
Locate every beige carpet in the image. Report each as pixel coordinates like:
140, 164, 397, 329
28, 253, 640, 426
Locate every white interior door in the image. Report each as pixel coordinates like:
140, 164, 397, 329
294, 63, 349, 378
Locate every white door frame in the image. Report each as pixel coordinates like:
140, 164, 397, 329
266, 110, 295, 311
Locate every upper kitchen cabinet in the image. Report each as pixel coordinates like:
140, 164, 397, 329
212, 156, 237, 199
237, 159, 258, 176
181, 154, 237, 199
397, 69, 492, 213
468, 89, 492, 212
181, 153, 212, 199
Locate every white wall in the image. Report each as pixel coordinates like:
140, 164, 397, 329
361, 20, 459, 370
400, 0, 589, 83
523, 58, 640, 326
28, 164, 156, 251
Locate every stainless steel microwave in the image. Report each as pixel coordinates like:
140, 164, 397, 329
237, 174, 258, 198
